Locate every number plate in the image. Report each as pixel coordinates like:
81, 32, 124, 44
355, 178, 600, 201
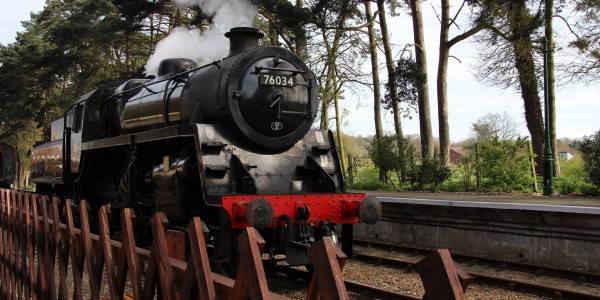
259, 74, 296, 87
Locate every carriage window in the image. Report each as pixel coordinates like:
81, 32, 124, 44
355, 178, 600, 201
72, 104, 83, 133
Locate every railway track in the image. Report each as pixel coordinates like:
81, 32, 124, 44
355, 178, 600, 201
354, 238, 600, 284
354, 239, 600, 300
275, 267, 421, 299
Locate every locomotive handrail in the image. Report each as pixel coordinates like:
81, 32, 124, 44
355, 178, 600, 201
252, 65, 306, 75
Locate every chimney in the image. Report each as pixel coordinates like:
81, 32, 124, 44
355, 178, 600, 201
225, 27, 264, 56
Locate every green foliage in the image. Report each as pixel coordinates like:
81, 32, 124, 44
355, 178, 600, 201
579, 130, 600, 187
348, 163, 396, 191
407, 156, 451, 191
455, 156, 476, 192
479, 138, 533, 192
561, 157, 587, 180
366, 134, 416, 183
383, 56, 422, 117
578, 181, 600, 197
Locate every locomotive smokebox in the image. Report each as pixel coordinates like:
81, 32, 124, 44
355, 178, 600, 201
225, 27, 264, 56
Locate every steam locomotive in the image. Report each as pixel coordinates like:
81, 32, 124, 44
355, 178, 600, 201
30, 27, 381, 274
0, 143, 16, 188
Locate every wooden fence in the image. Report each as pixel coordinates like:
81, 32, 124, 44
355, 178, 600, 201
0, 189, 351, 299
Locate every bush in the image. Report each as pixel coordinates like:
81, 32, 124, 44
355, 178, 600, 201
479, 138, 533, 192
579, 130, 600, 188
455, 156, 476, 192
366, 134, 416, 183
407, 156, 451, 191
555, 178, 579, 195
578, 181, 600, 197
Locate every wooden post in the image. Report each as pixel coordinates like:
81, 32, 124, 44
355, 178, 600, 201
417, 249, 471, 300
528, 141, 539, 193
18, 192, 27, 300
24, 193, 36, 300
98, 205, 120, 299
231, 228, 270, 300
51, 197, 70, 300
182, 217, 215, 300
120, 208, 143, 299
347, 153, 353, 185
65, 200, 84, 300
32, 194, 45, 299
475, 143, 481, 191
149, 212, 177, 300
0, 189, 7, 299
79, 200, 101, 300
305, 236, 348, 300
40, 196, 56, 300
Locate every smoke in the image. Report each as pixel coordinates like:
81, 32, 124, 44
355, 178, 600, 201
144, 0, 257, 75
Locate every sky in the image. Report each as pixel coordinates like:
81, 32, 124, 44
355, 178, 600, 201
1, 1, 598, 142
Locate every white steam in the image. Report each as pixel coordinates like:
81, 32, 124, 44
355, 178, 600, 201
144, 0, 257, 75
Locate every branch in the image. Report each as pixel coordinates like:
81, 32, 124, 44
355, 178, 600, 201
322, 11, 380, 32
448, 23, 486, 48
449, 0, 467, 30
554, 14, 580, 40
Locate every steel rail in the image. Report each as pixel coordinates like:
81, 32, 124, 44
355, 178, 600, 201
354, 238, 600, 285
276, 267, 421, 300
354, 252, 600, 300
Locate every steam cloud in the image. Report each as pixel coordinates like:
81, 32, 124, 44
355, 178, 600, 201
144, 0, 257, 75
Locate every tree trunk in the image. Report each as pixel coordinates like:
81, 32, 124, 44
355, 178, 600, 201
366, 2, 385, 181
437, 0, 450, 165
377, 0, 403, 138
334, 80, 347, 179
295, 0, 307, 58
377, 0, 405, 181
409, 0, 434, 158
545, 0, 561, 177
509, 0, 545, 174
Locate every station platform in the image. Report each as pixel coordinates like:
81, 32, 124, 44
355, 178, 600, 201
362, 191, 600, 214
352, 191, 600, 271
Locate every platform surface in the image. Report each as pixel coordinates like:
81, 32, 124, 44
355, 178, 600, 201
360, 191, 600, 214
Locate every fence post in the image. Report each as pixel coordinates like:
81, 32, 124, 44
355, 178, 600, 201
148, 212, 177, 300
305, 236, 348, 300
79, 200, 101, 300
182, 217, 215, 300
98, 205, 120, 299
120, 208, 143, 299
17, 191, 25, 300
231, 228, 270, 300
475, 143, 481, 191
528, 141, 539, 193
65, 200, 84, 300
24, 193, 35, 300
417, 249, 471, 300
51, 197, 70, 300
0, 188, 7, 299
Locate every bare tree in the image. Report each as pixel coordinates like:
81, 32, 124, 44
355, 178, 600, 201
471, 111, 520, 142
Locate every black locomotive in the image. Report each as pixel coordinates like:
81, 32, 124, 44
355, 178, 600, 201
0, 143, 16, 188
30, 27, 380, 274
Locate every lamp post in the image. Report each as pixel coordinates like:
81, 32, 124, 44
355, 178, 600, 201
542, 38, 554, 196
